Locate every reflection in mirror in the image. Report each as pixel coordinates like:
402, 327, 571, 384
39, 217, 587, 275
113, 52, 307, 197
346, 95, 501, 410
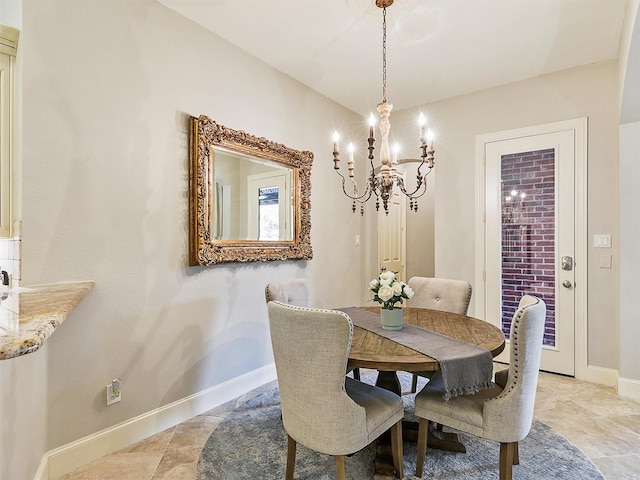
0, 25, 19, 238
189, 115, 313, 266
212, 148, 293, 242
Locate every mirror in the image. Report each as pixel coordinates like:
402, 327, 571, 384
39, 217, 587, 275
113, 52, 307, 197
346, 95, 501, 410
212, 149, 294, 242
0, 25, 19, 238
189, 115, 313, 265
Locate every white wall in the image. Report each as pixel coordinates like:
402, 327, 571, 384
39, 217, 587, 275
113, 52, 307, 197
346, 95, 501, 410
3, 0, 365, 477
393, 61, 620, 370
619, 121, 640, 384
0, 348, 48, 480
619, 0, 640, 123
618, 0, 640, 396
0, 0, 21, 28
406, 164, 435, 280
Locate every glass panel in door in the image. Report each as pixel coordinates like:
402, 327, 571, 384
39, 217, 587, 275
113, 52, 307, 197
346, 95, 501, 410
500, 148, 556, 347
258, 186, 280, 241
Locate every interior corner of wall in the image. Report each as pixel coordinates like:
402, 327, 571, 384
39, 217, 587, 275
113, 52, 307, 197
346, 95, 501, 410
618, 375, 640, 402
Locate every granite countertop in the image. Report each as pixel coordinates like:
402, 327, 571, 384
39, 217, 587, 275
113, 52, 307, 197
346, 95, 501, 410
0, 281, 95, 360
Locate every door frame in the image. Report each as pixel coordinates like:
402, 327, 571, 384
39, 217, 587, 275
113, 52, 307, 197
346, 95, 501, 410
246, 169, 292, 241
474, 118, 588, 380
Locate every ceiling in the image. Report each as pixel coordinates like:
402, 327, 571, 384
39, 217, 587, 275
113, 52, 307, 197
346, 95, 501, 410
160, 0, 629, 116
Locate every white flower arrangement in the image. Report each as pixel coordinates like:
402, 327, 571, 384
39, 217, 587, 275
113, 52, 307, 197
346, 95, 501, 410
369, 271, 414, 310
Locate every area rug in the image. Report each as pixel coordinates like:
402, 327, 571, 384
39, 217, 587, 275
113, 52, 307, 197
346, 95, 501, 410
197, 373, 605, 480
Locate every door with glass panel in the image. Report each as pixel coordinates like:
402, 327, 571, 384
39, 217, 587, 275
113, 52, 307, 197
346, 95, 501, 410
484, 131, 576, 375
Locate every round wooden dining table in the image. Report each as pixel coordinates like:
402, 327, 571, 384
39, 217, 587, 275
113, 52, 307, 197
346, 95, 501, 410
346, 305, 506, 471
347, 306, 506, 394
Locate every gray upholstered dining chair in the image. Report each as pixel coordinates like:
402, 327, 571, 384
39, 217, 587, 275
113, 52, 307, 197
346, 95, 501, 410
265, 279, 309, 307
267, 301, 405, 480
413, 295, 546, 480
265, 279, 361, 381
406, 276, 473, 392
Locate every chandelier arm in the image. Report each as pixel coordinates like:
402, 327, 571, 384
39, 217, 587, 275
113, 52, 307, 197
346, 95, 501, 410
415, 156, 427, 179
367, 136, 380, 198
396, 176, 422, 199
395, 164, 433, 198
356, 179, 375, 203
354, 185, 375, 204
368, 132, 377, 173
411, 168, 433, 199
395, 176, 409, 196
335, 169, 374, 201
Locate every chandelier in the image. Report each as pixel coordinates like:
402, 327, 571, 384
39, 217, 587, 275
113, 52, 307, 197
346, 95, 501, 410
502, 188, 527, 224
332, 0, 435, 215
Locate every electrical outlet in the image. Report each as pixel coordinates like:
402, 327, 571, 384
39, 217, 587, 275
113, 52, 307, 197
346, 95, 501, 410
106, 378, 122, 405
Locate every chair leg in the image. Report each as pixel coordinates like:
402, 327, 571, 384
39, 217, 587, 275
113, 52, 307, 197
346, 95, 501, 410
411, 373, 418, 393
499, 442, 518, 480
415, 417, 429, 477
286, 435, 296, 480
513, 442, 519, 465
390, 419, 404, 480
353, 368, 361, 381
336, 455, 346, 480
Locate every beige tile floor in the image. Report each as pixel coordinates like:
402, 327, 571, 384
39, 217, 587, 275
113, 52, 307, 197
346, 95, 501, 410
59, 370, 640, 480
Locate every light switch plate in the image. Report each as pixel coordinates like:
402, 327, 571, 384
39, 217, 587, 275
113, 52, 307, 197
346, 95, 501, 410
594, 234, 611, 248
599, 254, 612, 269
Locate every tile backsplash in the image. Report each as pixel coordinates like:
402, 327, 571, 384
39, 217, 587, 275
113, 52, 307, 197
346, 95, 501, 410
0, 236, 21, 288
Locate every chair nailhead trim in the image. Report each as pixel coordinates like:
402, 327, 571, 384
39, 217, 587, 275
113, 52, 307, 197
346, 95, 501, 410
487, 298, 540, 401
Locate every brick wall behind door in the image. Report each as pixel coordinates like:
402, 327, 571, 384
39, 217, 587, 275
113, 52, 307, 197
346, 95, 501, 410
501, 148, 556, 346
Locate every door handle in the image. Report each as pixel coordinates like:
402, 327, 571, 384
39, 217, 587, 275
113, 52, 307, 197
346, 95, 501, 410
561, 256, 573, 271
562, 280, 573, 289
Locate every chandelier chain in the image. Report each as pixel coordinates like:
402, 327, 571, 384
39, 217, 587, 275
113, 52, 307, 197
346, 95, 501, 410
382, 6, 387, 103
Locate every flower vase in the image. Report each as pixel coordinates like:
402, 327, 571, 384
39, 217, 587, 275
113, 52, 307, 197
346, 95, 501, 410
380, 307, 403, 330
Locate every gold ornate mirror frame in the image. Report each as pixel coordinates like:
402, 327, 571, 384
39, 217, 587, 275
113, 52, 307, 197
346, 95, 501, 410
189, 115, 313, 265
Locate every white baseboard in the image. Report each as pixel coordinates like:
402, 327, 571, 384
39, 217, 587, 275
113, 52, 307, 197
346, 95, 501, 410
36, 363, 277, 480
584, 364, 619, 388
619, 376, 640, 401
33, 455, 49, 480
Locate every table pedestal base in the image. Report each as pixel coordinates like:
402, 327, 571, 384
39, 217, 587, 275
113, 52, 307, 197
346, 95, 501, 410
402, 421, 466, 453
373, 371, 466, 478
375, 370, 402, 394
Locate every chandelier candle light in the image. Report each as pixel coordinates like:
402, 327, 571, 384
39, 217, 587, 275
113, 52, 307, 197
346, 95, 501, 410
332, 0, 436, 215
